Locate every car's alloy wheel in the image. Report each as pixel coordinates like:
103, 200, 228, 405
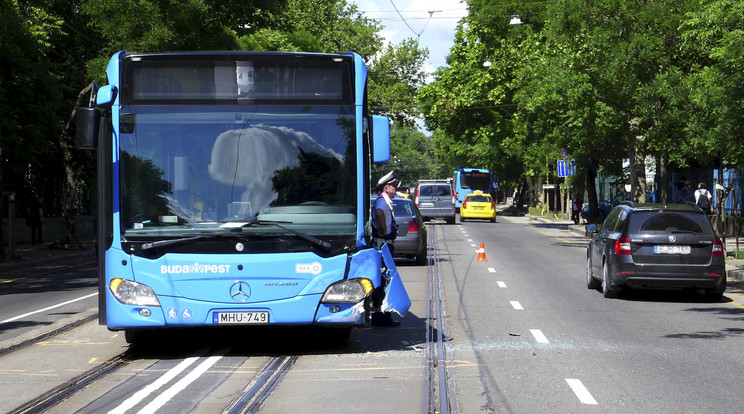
602, 261, 619, 298
587, 256, 600, 289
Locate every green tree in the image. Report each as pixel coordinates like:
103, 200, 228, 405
367, 39, 429, 126
372, 125, 437, 188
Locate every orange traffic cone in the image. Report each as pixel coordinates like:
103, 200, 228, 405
476, 242, 487, 262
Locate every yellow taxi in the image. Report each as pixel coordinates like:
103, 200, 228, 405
460, 191, 496, 222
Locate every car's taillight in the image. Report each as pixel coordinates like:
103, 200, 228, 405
462, 199, 468, 209
407, 221, 419, 234
414, 188, 419, 205
614, 237, 632, 255
712, 238, 724, 257
490, 200, 496, 210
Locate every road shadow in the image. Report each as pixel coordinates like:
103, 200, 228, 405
125, 310, 438, 360
612, 287, 736, 304
531, 222, 572, 231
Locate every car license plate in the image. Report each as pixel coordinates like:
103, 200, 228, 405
421, 202, 434, 207
654, 245, 691, 254
213, 311, 269, 324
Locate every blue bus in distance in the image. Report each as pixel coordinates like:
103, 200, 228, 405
453, 168, 494, 210
76, 51, 410, 343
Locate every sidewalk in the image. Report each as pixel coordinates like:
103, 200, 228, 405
0, 238, 96, 275
524, 213, 744, 283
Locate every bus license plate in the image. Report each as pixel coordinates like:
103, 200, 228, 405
214, 311, 269, 324
654, 245, 691, 254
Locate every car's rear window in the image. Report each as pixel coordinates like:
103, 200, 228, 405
629, 211, 712, 235
437, 185, 451, 196
393, 201, 414, 216
467, 195, 491, 203
418, 184, 451, 197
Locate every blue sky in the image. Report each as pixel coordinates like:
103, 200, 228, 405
350, 0, 469, 81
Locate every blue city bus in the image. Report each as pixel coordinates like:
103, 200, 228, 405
76, 51, 410, 342
453, 168, 494, 210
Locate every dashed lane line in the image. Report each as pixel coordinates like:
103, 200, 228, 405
530, 329, 549, 344
565, 378, 598, 405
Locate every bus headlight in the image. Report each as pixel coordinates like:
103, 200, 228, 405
110, 278, 161, 307
321, 278, 373, 303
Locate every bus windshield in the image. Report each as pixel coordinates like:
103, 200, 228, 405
119, 104, 357, 240
462, 172, 491, 191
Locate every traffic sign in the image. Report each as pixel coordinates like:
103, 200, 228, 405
557, 159, 575, 177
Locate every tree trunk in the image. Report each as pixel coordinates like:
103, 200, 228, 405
657, 151, 669, 203
714, 168, 731, 235
523, 165, 540, 209
59, 83, 95, 245
585, 159, 600, 223
627, 119, 647, 203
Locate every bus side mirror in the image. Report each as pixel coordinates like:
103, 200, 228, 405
96, 85, 117, 106
371, 115, 390, 163
75, 107, 100, 149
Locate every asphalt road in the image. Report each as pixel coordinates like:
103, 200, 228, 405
441, 214, 744, 413
3, 215, 744, 413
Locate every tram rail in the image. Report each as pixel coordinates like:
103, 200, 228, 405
424, 223, 458, 414
4, 228, 453, 413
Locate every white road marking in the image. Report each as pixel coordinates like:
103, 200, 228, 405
565, 378, 598, 405
1, 292, 98, 324
497, 281, 507, 288
468, 238, 473, 242
108, 356, 202, 414
530, 329, 549, 344
488, 268, 495, 272
138, 354, 224, 414
510, 301, 523, 310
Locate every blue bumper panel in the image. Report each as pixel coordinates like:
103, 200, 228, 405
381, 244, 411, 316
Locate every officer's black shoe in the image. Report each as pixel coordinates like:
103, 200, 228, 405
371, 312, 401, 327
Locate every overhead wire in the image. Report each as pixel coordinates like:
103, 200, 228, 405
387, 0, 450, 39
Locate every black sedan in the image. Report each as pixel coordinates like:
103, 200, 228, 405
372, 196, 428, 265
586, 202, 725, 300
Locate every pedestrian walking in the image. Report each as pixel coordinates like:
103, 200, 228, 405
26, 196, 43, 245
675, 179, 696, 206
571, 192, 583, 224
694, 182, 714, 214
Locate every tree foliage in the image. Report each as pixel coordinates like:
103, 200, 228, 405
421, 0, 744, 211
0, 0, 430, 256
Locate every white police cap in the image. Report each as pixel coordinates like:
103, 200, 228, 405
377, 171, 399, 188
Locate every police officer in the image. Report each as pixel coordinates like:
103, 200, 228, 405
370, 171, 401, 326
372, 171, 399, 252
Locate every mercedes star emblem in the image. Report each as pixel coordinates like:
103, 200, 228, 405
230, 281, 251, 303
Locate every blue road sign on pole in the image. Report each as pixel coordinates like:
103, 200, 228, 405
557, 159, 576, 177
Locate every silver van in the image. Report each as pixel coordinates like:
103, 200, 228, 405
415, 181, 455, 224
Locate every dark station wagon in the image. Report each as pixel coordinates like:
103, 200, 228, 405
371, 196, 428, 265
586, 202, 726, 300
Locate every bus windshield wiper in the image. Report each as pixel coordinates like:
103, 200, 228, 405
140, 233, 233, 251
237, 217, 332, 251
